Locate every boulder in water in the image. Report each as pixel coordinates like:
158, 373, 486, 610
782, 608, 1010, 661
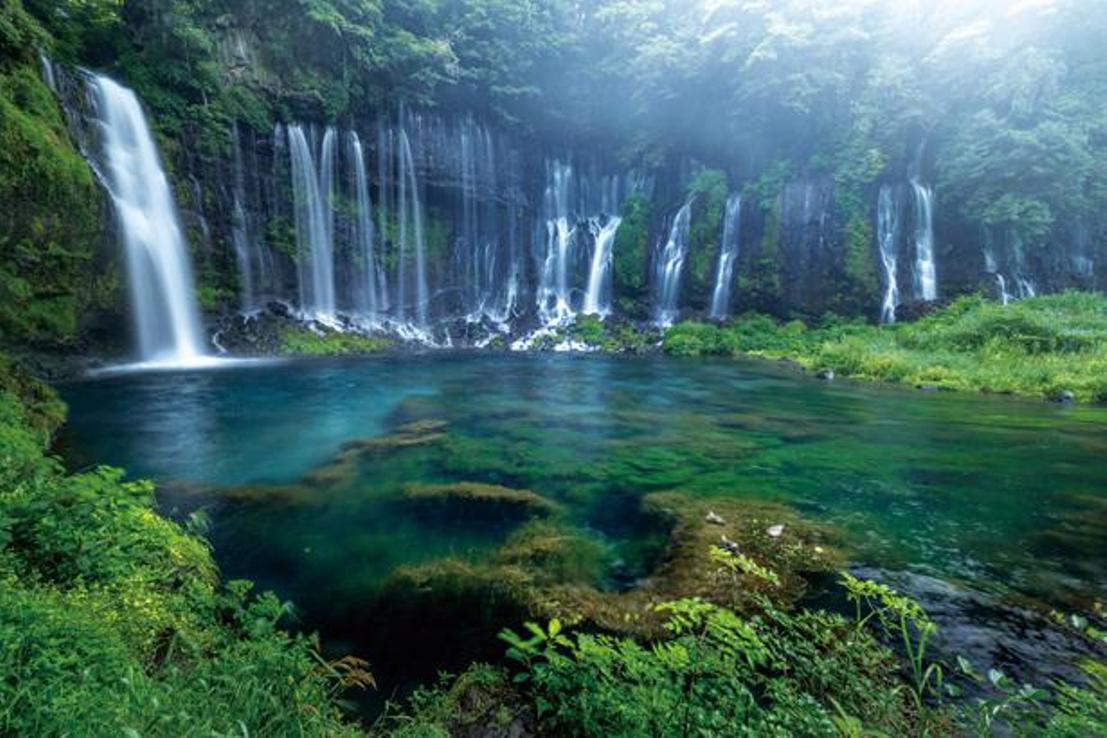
815, 369, 835, 381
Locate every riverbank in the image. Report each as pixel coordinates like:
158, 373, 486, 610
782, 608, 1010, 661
257, 291, 1107, 405
663, 292, 1107, 403
0, 357, 363, 735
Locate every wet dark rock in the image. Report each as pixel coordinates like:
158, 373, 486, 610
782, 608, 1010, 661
1054, 390, 1076, 404
815, 369, 835, 381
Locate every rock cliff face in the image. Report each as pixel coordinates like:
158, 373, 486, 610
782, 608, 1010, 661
41, 44, 1107, 349
161, 110, 1105, 342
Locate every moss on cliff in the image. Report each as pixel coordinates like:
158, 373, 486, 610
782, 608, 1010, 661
0, 34, 115, 348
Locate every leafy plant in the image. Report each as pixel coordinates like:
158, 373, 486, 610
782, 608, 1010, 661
841, 572, 944, 710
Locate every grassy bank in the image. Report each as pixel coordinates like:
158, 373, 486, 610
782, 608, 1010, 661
664, 292, 1107, 402
0, 358, 366, 735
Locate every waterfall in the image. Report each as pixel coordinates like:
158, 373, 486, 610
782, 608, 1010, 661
397, 127, 428, 327
710, 194, 742, 320
877, 185, 901, 325
911, 181, 937, 301
348, 132, 379, 319
537, 160, 575, 324
455, 119, 504, 321
287, 125, 336, 319
996, 275, 1012, 306
1016, 277, 1037, 299
230, 123, 274, 311
88, 74, 208, 364
375, 121, 393, 315
38, 52, 57, 93
655, 201, 693, 327
582, 215, 623, 317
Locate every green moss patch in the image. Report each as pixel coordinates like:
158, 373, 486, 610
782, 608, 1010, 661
404, 482, 563, 517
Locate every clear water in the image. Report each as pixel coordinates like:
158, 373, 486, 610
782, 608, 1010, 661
59, 354, 1107, 691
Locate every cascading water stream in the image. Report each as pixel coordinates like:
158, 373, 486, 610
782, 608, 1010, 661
348, 132, 379, 319
997, 275, 1012, 306
230, 123, 275, 311
397, 127, 428, 327
654, 201, 693, 327
537, 161, 575, 324
710, 194, 742, 320
89, 74, 208, 365
582, 216, 623, 317
911, 180, 937, 301
287, 125, 336, 319
877, 185, 901, 325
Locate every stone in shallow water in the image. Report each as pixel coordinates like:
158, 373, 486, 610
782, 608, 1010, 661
705, 511, 726, 526
767, 524, 785, 538
403, 481, 562, 517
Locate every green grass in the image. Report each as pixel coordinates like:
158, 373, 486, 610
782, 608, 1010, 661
280, 326, 393, 356
663, 292, 1107, 402
0, 359, 364, 735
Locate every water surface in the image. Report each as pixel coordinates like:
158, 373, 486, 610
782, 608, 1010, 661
60, 353, 1107, 689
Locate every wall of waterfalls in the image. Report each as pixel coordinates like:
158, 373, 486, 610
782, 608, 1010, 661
44, 57, 1106, 346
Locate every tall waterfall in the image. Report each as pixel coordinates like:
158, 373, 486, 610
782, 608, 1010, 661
348, 132, 380, 319
230, 123, 275, 311
535, 161, 632, 324
455, 119, 503, 320
911, 181, 937, 301
654, 201, 693, 327
877, 185, 901, 325
89, 74, 208, 364
582, 215, 623, 317
231, 125, 255, 310
288, 125, 337, 319
710, 194, 742, 320
397, 126, 429, 327
537, 161, 576, 324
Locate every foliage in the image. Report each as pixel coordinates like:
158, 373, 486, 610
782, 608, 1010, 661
496, 595, 923, 737
279, 325, 392, 355
0, 19, 116, 348
0, 357, 364, 735
684, 169, 729, 306
612, 193, 653, 317
664, 292, 1107, 402
841, 572, 944, 711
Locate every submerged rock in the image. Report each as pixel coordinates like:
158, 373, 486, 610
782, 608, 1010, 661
403, 482, 562, 517
380, 491, 844, 638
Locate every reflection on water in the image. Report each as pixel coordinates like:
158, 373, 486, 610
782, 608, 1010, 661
60, 353, 1107, 687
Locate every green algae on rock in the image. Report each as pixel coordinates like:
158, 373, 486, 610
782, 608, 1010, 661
378, 492, 842, 639
404, 482, 563, 518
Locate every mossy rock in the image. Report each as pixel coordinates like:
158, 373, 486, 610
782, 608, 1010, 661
299, 420, 449, 486
158, 479, 320, 507
404, 482, 563, 518
380, 492, 844, 638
